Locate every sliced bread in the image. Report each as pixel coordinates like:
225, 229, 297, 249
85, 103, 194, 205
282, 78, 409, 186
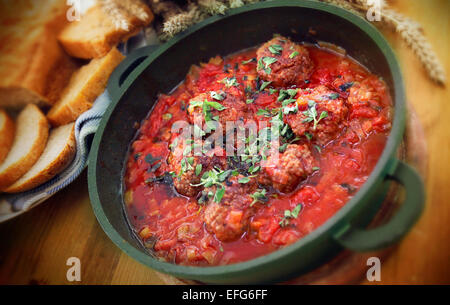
4, 123, 76, 193
0, 109, 15, 164
58, 2, 153, 59
47, 47, 125, 126
0, 1, 78, 108
0, 105, 49, 191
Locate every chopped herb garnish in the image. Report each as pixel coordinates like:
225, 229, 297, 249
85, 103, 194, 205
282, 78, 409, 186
339, 82, 354, 92
259, 81, 272, 91
145, 154, 161, 165
314, 145, 322, 153
246, 98, 254, 104
279, 143, 288, 153
250, 189, 268, 206
162, 113, 172, 120
193, 124, 206, 137
340, 183, 357, 194
238, 177, 251, 184
289, 51, 299, 58
148, 162, 161, 173
277, 88, 298, 103
191, 167, 232, 203
214, 187, 225, 203
268, 44, 283, 55
210, 91, 226, 101
279, 204, 303, 227
242, 58, 256, 65
302, 100, 328, 130
258, 57, 277, 74
219, 76, 239, 87
328, 93, 340, 100
312, 167, 320, 171
256, 108, 271, 116
283, 104, 298, 115
195, 164, 202, 176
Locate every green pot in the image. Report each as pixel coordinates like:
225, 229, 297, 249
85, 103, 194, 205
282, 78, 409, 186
88, 0, 425, 284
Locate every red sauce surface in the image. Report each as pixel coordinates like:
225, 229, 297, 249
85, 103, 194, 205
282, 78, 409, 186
123, 42, 392, 266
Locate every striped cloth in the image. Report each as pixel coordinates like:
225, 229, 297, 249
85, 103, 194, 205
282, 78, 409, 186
0, 29, 159, 222
0, 91, 112, 222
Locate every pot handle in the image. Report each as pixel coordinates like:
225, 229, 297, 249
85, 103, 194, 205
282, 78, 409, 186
107, 45, 160, 96
333, 160, 425, 252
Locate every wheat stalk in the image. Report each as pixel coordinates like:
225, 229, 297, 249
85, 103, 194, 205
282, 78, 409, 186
99, 0, 131, 31
161, 5, 207, 39
152, 0, 446, 85
381, 9, 446, 85
352, 0, 444, 84
114, 0, 150, 22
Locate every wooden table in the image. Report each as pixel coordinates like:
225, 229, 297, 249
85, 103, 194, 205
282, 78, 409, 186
0, 0, 449, 285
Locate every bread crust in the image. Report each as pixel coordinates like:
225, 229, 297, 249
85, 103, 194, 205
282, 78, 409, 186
0, 110, 15, 164
0, 105, 49, 191
59, 3, 154, 59
0, 4, 77, 108
47, 47, 125, 126
4, 123, 76, 193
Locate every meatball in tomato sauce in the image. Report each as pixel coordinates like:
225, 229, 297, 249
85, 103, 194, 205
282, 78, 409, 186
203, 175, 258, 242
284, 85, 348, 145
168, 138, 226, 197
259, 144, 317, 193
187, 88, 249, 132
256, 36, 314, 87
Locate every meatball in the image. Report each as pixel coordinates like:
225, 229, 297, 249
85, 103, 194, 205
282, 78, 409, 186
259, 144, 316, 193
187, 89, 248, 132
285, 85, 348, 145
203, 175, 258, 241
256, 36, 314, 87
168, 138, 225, 197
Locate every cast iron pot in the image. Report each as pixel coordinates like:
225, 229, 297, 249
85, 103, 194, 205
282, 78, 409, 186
88, 0, 425, 284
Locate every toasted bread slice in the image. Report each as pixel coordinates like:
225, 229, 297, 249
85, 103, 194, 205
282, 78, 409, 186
4, 123, 76, 193
47, 47, 125, 126
0, 109, 15, 164
0, 1, 78, 108
58, 2, 153, 59
0, 105, 49, 191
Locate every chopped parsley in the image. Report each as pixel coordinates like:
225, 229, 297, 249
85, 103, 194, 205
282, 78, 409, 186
259, 80, 272, 91
268, 44, 283, 55
339, 82, 354, 92
192, 167, 232, 203
238, 176, 251, 184
250, 189, 268, 206
279, 204, 303, 227
242, 58, 256, 65
328, 93, 340, 100
210, 91, 226, 101
289, 51, 299, 59
302, 100, 328, 130
162, 113, 172, 120
219, 76, 239, 87
195, 164, 202, 176
257, 57, 277, 74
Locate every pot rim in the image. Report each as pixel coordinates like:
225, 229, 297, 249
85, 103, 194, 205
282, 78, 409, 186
88, 0, 406, 278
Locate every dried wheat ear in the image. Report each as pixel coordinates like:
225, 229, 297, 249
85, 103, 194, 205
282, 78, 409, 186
121, 0, 446, 85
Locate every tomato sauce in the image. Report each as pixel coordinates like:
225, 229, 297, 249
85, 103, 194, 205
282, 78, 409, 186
123, 42, 392, 266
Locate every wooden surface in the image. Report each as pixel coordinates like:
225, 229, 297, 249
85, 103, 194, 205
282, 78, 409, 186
0, 0, 449, 285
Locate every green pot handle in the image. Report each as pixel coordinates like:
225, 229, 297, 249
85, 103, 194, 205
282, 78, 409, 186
107, 45, 160, 97
333, 160, 425, 252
